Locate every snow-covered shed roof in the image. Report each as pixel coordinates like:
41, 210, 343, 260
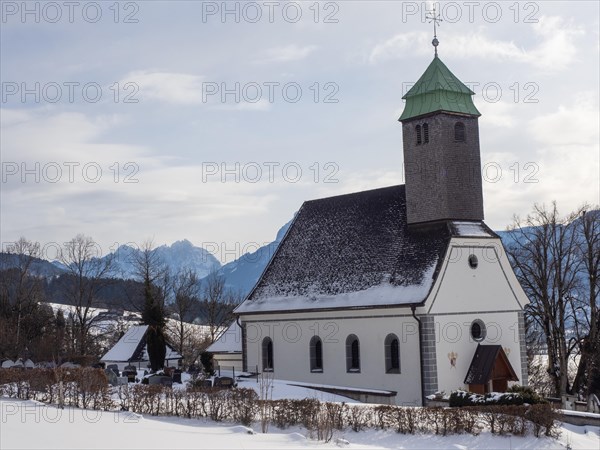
207, 321, 242, 354
101, 325, 181, 363
237, 185, 495, 314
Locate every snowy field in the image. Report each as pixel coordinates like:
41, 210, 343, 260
1, 398, 598, 450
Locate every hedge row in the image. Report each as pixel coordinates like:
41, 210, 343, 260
0, 368, 111, 410
0, 369, 560, 439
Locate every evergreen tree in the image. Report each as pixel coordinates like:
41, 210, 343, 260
135, 241, 168, 372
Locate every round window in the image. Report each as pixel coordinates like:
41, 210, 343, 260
470, 320, 486, 342
468, 254, 478, 269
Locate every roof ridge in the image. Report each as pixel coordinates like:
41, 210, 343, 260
304, 184, 404, 204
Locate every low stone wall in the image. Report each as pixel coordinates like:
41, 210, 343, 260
288, 384, 397, 405
559, 410, 600, 427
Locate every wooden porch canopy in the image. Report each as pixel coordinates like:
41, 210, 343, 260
464, 344, 518, 394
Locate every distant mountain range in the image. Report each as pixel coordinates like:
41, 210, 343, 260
0, 220, 293, 300
3, 212, 593, 303
0, 253, 65, 278
98, 221, 292, 295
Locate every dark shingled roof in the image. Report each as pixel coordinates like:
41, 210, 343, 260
464, 344, 519, 385
236, 185, 470, 314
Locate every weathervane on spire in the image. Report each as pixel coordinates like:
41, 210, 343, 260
426, 5, 442, 56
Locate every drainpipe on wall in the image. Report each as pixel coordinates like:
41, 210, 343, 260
235, 316, 246, 372
411, 304, 426, 407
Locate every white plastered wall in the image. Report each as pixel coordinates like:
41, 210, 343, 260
423, 237, 529, 393
242, 308, 422, 405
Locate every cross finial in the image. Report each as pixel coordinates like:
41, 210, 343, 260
425, 5, 442, 56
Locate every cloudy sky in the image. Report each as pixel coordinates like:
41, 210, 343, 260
1, 0, 599, 263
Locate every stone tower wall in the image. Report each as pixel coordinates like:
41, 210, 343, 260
402, 112, 484, 225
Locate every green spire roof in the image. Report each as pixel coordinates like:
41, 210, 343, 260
399, 55, 481, 121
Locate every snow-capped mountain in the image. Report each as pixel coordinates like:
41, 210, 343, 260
102, 239, 222, 280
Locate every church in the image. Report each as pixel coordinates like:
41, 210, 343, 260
230, 39, 529, 406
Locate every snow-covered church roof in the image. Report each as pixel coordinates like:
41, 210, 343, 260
236, 185, 496, 315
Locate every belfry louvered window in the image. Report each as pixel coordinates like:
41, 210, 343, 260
455, 122, 466, 142
423, 123, 429, 143
416, 125, 422, 145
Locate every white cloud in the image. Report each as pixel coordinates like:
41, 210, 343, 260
369, 16, 584, 71
257, 44, 318, 63
122, 71, 205, 105
520, 95, 600, 216
477, 100, 518, 128
529, 16, 585, 70
369, 31, 429, 64
529, 94, 599, 147
0, 108, 286, 257
214, 98, 272, 112
450, 16, 584, 70
0, 109, 141, 163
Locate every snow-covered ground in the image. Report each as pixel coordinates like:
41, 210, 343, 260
1, 398, 598, 450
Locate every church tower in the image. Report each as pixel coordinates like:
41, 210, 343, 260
399, 39, 484, 226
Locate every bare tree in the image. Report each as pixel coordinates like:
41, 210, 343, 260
0, 238, 70, 362
0, 238, 44, 353
200, 270, 238, 343
507, 203, 584, 396
58, 234, 115, 358
571, 208, 600, 396
166, 268, 202, 366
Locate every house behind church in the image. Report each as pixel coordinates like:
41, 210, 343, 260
101, 325, 182, 372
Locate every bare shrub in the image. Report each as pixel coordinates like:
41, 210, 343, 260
395, 407, 421, 434
346, 405, 370, 432
258, 372, 274, 433
527, 404, 561, 438
182, 387, 207, 419
325, 402, 347, 430
205, 388, 229, 422
310, 403, 334, 443
271, 399, 294, 429
230, 388, 258, 426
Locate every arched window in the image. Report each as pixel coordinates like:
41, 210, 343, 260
309, 336, 323, 372
346, 334, 360, 373
423, 123, 430, 143
455, 122, 466, 142
384, 334, 401, 373
415, 125, 422, 145
262, 337, 274, 371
